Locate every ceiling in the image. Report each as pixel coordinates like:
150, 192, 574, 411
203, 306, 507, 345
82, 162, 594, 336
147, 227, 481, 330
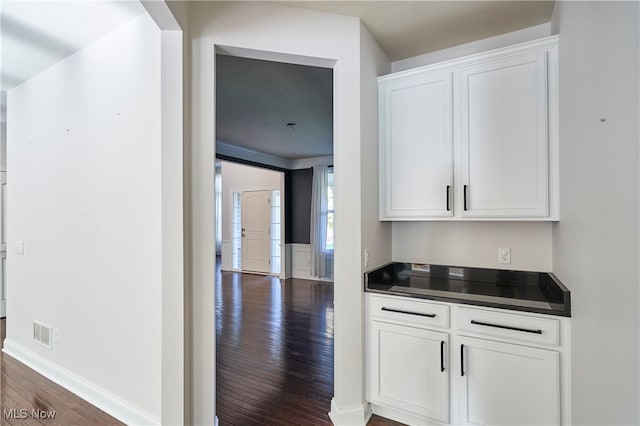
0, 0, 146, 123
216, 55, 333, 160
279, 1, 555, 61
1, 1, 556, 161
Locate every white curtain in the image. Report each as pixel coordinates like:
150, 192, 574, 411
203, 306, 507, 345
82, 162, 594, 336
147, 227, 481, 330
310, 165, 329, 278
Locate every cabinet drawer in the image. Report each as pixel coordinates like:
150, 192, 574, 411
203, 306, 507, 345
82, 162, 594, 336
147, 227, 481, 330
370, 295, 449, 328
456, 307, 559, 347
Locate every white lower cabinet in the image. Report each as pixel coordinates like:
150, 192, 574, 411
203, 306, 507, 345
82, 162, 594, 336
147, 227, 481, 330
369, 321, 449, 423
366, 294, 571, 425
457, 336, 560, 426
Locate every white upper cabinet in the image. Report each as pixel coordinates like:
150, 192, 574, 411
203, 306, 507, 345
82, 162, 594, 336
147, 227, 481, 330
458, 52, 549, 218
379, 37, 559, 221
380, 71, 453, 219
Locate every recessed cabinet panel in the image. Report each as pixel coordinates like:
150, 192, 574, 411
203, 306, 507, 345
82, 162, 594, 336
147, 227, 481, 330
458, 52, 549, 217
378, 37, 558, 221
370, 321, 449, 423
458, 336, 560, 426
381, 72, 453, 219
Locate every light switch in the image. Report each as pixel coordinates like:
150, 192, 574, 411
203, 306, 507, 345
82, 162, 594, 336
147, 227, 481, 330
16, 241, 24, 255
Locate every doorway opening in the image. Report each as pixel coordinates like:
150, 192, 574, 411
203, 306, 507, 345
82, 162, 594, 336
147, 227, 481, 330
214, 52, 335, 423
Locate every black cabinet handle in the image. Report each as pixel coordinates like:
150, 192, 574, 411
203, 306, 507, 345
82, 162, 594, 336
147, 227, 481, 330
463, 185, 468, 210
470, 320, 543, 334
381, 307, 436, 318
440, 341, 445, 372
460, 344, 465, 376
446, 185, 451, 211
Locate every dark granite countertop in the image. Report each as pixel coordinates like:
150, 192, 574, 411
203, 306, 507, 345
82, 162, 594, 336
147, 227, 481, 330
365, 263, 571, 317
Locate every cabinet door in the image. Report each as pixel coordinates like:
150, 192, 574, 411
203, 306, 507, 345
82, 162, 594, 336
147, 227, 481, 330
380, 71, 453, 219
458, 52, 549, 218
370, 321, 449, 422
458, 336, 560, 425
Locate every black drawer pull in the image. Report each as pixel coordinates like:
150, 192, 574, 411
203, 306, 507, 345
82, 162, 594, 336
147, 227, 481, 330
460, 344, 465, 376
381, 307, 436, 318
463, 185, 468, 210
470, 320, 543, 334
446, 185, 451, 211
440, 341, 445, 372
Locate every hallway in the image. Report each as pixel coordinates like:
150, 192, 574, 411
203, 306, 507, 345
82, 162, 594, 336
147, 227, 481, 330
215, 263, 401, 425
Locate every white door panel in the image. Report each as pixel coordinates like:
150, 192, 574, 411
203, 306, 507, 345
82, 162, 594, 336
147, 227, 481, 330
458, 336, 560, 425
241, 191, 271, 274
458, 52, 549, 217
370, 321, 449, 422
381, 71, 454, 218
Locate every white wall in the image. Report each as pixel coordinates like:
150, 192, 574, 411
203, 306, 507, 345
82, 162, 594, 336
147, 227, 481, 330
389, 26, 555, 272
189, 2, 376, 423
393, 222, 553, 271
163, 2, 192, 423
5, 15, 162, 424
550, 2, 639, 424
1, 121, 6, 171
360, 23, 392, 272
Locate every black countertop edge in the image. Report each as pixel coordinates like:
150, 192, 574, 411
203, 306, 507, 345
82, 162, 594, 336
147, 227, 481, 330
365, 262, 571, 317
366, 288, 571, 317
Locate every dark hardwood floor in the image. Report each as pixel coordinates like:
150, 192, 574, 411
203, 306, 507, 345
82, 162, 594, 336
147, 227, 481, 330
0, 263, 403, 426
215, 264, 403, 426
0, 318, 124, 426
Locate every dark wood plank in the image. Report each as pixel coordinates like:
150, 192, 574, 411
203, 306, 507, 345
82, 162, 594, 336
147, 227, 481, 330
215, 263, 404, 425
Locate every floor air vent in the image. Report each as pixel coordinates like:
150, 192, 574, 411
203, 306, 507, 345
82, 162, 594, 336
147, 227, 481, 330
33, 321, 52, 349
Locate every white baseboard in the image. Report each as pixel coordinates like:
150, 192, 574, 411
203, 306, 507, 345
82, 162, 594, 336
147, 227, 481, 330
328, 399, 372, 426
371, 403, 444, 425
2, 339, 160, 425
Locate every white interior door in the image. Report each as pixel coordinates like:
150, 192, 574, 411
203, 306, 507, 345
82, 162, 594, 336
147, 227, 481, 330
241, 190, 271, 274
1, 172, 6, 317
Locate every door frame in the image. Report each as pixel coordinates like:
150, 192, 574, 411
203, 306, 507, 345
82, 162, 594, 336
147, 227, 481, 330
0, 171, 6, 318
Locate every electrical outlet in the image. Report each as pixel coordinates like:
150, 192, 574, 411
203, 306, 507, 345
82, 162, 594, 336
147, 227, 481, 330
364, 249, 370, 267
498, 248, 511, 264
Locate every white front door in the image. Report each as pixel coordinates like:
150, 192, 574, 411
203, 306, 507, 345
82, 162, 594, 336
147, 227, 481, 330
241, 190, 271, 274
1, 172, 6, 317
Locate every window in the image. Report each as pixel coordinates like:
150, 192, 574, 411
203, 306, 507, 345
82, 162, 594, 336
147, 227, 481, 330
231, 192, 242, 270
270, 190, 281, 274
326, 168, 334, 251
